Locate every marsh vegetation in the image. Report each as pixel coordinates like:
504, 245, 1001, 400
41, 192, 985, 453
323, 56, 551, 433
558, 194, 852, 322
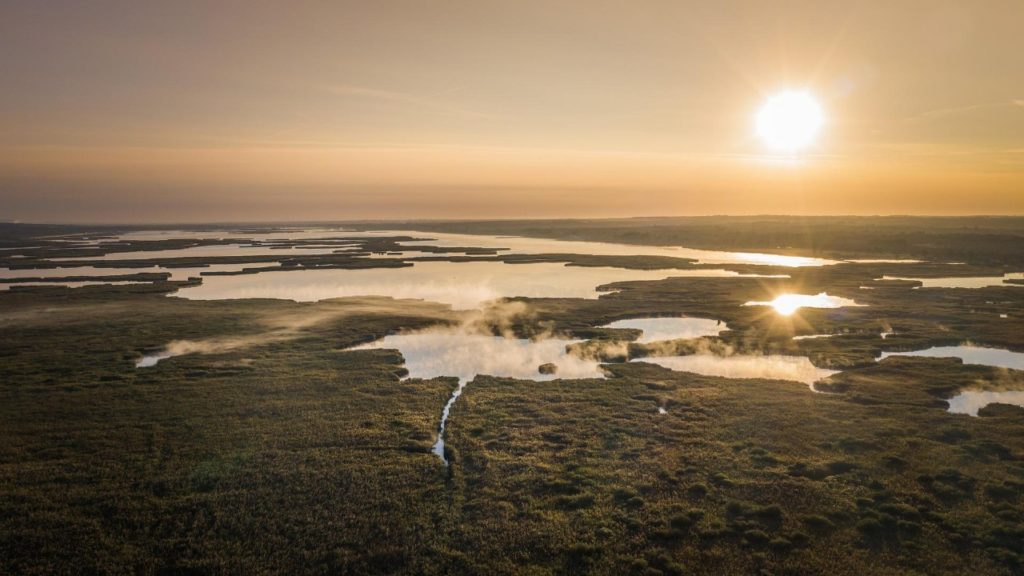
2, 217, 1023, 575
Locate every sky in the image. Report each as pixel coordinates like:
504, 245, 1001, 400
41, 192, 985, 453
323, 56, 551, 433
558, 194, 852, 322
1, 0, 1022, 222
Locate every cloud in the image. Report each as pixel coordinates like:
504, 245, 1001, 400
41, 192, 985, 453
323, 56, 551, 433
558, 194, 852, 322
911, 100, 1024, 121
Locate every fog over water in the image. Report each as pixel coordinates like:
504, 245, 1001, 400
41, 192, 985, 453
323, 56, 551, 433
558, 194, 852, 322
390, 231, 837, 267
73, 229, 836, 266
879, 345, 1024, 371
3, 229, 804, 294
947, 391, 1024, 417
174, 261, 759, 310
879, 346, 1024, 416
351, 326, 606, 463
353, 328, 605, 383
602, 317, 725, 342
11, 228, 1019, 416
744, 292, 864, 316
634, 354, 839, 388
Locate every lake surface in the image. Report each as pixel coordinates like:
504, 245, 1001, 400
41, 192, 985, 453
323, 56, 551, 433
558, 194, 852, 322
880, 273, 1024, 289
114, 227, 354, 242
879, 345, 1024, 370
351, 327, 605, 463
947, 391, 1024, 416
744, 292, 863, 316
602, 317, 725, 342
0, 280, 148, 291
386, 231, 838, 267
633, 354, 838, 388
54, 243, 353, 261
1, 264, 250, 282
136, 351, 175, 368
4, 229, 827, 296
879, 345, 1024, 416
31, 229, 840, 267
174, 261, 765, 310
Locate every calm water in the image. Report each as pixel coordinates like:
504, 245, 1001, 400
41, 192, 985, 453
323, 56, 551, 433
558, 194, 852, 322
632, 354, 837, 388
174, 261, 769, 310
0, 280, 148, 291
351, 327, 605, 463
136, 351, 174, 368
5, 229, 815, 295
880, 273, 1024, 289
879, 345, 1024, 370
34, 229, 839, 266
947, 391, 1024, 416
1, 263, 250, 282
114, 227, 354, 242
387, 230, 838, 267
880, 345, 1024, 416
54, 243, 353, 261
602, 317, 724, 342
744, 292, 863, 316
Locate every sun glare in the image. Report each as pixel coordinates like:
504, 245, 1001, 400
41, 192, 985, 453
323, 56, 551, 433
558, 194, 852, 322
745, 292, 862, 316
756, 90, 824, 153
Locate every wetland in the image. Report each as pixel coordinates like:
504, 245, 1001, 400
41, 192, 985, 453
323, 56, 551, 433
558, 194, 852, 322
2, 216, 1024, 575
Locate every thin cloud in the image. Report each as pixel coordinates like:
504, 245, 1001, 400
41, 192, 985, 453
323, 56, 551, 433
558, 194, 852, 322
910, 100, 1023, 121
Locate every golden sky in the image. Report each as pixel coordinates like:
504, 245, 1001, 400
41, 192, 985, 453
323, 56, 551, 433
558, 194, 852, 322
1, 1, 1022, 222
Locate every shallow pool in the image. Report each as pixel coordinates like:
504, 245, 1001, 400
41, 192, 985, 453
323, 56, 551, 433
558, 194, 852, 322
602, 317, 725, 342
632, 353, 837, 388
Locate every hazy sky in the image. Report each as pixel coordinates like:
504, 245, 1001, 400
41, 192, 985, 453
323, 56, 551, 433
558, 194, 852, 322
2, 0, 1022, 222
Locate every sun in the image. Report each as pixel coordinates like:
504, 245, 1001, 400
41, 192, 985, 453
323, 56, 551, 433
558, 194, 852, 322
756, 90, 824, 153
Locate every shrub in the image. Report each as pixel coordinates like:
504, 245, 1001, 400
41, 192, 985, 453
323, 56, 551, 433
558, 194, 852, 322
856, 518, 884, 539
687, 483, 708, 498
743, 529, 770, 546
802, 515, 835, 533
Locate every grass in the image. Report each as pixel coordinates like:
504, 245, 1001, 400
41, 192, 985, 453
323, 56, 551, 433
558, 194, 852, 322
1, 218, 1022, 574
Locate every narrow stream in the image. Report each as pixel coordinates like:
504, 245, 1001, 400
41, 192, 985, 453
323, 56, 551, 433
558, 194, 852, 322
431, 381, 468, 461
350, 328, 605, 465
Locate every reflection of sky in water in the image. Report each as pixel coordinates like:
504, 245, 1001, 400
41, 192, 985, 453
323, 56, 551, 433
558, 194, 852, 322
1, 264, 250, 284
136, 352, 174, 368
0, 280, 147, 291
880, 345, 1024, 417
53, 243, 352, 261
603, 317, 724, 342
633, 354, 837, 387
354, 329, 605, 382
879, 345, 1024, 370
847, 259, 923, 263
389, 230, 836, 267
947, 391, 1024, 416
744, 292, 863, 316
352, 327, 605, 463
175, 262, 765, 310
28, 229, 836, 275
880, 273, 1024, 289
114, 227, 354, 242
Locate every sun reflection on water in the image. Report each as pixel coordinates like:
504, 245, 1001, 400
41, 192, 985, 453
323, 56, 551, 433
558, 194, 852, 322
745, 292, 863, 316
